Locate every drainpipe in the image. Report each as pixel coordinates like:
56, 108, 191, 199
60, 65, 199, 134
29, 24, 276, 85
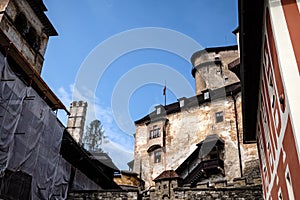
231, 92, 243, 177
168, 179, 171, 199
139, 158, 142, 180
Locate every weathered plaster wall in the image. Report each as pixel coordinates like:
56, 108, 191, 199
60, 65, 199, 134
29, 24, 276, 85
133, 93, 259, 188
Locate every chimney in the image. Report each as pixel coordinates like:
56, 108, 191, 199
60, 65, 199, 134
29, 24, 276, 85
67, 101, 88, 144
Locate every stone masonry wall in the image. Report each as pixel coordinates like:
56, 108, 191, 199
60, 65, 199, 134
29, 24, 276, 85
172, 185, 263, 200
0, 0, 50, 73
68, 185, 262, 200
68, 190, 139, 200
67, 101, 88, 144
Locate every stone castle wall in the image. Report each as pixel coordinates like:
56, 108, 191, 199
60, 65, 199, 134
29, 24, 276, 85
192, 49, 240, 95
68, 176, 262, 200
146, 175, 262, 200
133, 93, 259, 188
172, 185, 262, 200
68, 190, 139, 200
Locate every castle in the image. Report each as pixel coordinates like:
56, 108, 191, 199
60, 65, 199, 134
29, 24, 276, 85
132, 38, 262, 199
0, 0, 267, 199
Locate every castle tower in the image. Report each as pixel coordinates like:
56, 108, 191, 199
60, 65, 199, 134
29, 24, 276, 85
67, 101, 88, 144
0, 0, 57, 74
191, 46, 240, 95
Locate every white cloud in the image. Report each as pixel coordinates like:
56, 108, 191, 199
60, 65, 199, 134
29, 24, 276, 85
56, 86, 73, 126
57, 86, 72, 106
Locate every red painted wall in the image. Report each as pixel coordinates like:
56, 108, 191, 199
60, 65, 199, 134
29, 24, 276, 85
257, 6, 300, 200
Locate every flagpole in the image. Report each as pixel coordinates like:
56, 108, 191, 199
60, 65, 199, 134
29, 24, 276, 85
164, 81, 166, 106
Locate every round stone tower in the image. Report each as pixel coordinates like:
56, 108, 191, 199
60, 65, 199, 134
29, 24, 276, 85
191, 46, 240, 95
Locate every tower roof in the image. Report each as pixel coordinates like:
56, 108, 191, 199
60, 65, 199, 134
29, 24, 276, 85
190, 45, 238, 67
26, 0, 58, 36
134, 82, 241, 125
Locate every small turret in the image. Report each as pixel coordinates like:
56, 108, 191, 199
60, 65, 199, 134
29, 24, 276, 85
67, 101, 88, 144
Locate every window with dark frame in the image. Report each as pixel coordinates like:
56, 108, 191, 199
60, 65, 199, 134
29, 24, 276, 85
215, 111, 224, 123
154, 150, 161, 163
149, 125, 161, 139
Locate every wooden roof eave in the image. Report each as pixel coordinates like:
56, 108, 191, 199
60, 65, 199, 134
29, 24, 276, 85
0, 30, 69, 115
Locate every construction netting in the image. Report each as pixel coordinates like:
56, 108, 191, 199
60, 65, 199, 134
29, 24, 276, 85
0, 52, 71, 199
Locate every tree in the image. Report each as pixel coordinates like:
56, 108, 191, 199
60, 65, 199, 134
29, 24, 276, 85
82, 119, 106, 152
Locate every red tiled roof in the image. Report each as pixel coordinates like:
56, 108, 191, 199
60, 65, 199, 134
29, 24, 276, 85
153, 170, 180, 182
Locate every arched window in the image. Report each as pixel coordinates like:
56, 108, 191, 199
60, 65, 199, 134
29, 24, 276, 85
14, 12, 28, 37
14, 13, 40, 51
27, 27, 40, 51
147, 144, 162, 163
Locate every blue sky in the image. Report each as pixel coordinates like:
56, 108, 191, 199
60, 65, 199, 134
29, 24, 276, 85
42, 0, 238, 169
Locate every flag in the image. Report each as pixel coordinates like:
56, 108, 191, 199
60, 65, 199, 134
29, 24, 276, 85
163, 85, 166, 95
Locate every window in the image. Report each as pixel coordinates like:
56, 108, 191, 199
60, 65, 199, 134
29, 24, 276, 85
286, 171, 291, 183
204, 92, 209, 100
149, 125, 161, 139
215, 111, 223, 123
278, 189, 282, 200
14, 12, 40, 51
180, 99, 184, 107
154, 150, 161, 163
286, 166, 295, 200
14, 13, 28, 37
269, 73, 274, 87
27, 27, 40, 51
157, 107, 161, 114
272, 95, 275, 108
